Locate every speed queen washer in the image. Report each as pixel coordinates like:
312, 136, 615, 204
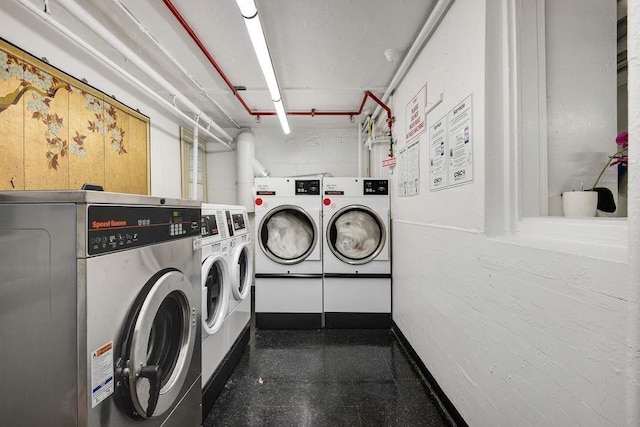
198, 204, 230, 417
254, 177, 323, 329
322, 178, 391, 328
0, 191, 202, 426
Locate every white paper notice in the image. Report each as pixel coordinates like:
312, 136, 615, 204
91, 341, 114, 408
447, 95, 473, 186
398, 138, 421, 197
429, 115, 447, 191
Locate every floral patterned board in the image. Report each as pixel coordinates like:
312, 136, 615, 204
0, 38, 150, 193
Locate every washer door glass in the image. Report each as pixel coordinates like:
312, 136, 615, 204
327, 206, 386, 265
202, 255, 229, 335
230, 245, 252, 300
117, 270, 197, 419
259, 205, 317, 264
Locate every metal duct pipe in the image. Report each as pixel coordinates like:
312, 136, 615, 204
237, 132, 269, 212
16, 0, 231, 148
54, 0, 233, 143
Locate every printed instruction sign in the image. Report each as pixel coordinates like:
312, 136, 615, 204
398, 137, 421, 197
405, 84, 427, 143
429, 116, 447, 191
447, 95, 473, 186
91, 341, 114, 408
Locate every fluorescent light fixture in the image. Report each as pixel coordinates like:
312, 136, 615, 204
236, 0, 290, 134
273, 99, 290, 134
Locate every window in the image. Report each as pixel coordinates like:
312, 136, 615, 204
517, 0, 628, 218
180, 127, 207, 201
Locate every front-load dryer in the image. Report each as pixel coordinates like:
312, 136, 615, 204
0, 191, 202, 426
199, 204, 230, 414
322, 177, 391, 328
254, 177, 323, 329
222, 205, 253, 357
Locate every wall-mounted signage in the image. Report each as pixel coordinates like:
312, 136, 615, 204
405, 84, 427, 143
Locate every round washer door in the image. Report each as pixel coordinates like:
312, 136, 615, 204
116, 269, 197, 419
258, 205, 318, 264
201, 254, 229, 335
230, 243, 253, 300
326, 205, 387, 265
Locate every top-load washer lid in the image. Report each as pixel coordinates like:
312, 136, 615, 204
115, 269, 197, 420
201, 254, 229, 335
258, 205, 318, 265
327, 205, 386, 265
230, 241, 253, 300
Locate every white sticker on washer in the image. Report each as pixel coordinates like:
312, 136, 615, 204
91, 341, 114, 408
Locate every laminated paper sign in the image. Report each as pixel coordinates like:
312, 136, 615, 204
447, 95, 473, 187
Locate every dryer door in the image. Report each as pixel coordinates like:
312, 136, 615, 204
230, 241, 253, 300
258, 205, 319, 264
116, 269, 197, 419
326, 205, 388, 265
202, 254, 229, 335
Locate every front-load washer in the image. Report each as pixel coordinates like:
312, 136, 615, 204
198, 204, 230, 413
322, 177, 391, 328
0, 191, 202, 426
222, 205, 253, 356
254, 177, 323, 329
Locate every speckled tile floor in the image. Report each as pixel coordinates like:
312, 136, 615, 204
203, 325, 452, 427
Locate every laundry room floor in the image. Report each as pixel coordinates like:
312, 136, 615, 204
203, 322, 452, 426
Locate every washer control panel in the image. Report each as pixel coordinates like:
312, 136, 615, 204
363, 179, 389, 195
87, 205, 201, 255
295, 179, 320, 195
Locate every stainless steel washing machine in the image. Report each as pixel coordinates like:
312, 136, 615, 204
0, 191, 202, 426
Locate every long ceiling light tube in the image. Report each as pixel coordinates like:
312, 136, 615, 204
16, 0, 232, 149
54, 0, 233, 143
235, 0, 290, 134
163, 1, 392, 124
112, 0, 241, 128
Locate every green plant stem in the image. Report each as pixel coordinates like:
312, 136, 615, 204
590, 148, 627, 190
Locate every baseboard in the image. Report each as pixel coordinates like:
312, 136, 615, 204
324, 312, 391, 329
391, 321, 468, 427
202, 322, 251, 420
255, 312, 322, 330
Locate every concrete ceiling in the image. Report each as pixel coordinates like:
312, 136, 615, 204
29, 0, 435, 135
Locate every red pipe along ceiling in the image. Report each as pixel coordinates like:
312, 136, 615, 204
162, 0, 393, 129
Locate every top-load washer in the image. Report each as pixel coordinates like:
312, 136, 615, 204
0, 191, 202, 426
222, 205, 253, 354
199, 205, 230, 399
254, 177, 323, 329
322, 177, 391, 328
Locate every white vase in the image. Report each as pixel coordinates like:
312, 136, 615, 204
562, 191, 598, 217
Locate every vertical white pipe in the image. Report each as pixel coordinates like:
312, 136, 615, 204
627, 1, 640, 425
192, 121, 199, 200
237, 132, 256, 211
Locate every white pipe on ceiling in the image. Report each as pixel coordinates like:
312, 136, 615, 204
372, 0, 454, 124
112, 0, 241, 129
16, 0, 232, 149
53, 0, 234, 144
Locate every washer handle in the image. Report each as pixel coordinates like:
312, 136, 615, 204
138, 365, 162, 418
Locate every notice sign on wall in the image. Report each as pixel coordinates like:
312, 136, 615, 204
429, 94, 474, 191
447, 95, 473, 186
398, 138, 421, 197
429, 117, 447, 191
405, 84, 427, 143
